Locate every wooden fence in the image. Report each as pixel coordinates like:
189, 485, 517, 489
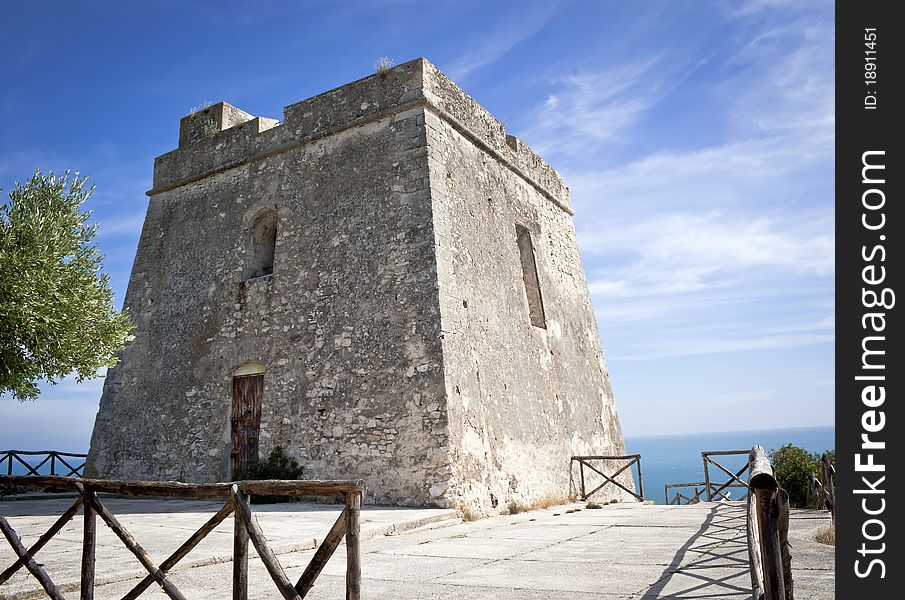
702, 450, 751, 502
821, 453, 835, 525
571, 454, 644, 502
0, 451, 86, 478
664, 482, 707, 505
0, 476, 364, 600
746, 445, 792, 600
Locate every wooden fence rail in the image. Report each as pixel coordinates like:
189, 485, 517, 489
0, 476, 364, 600
821, 453, 835, 525
571, 454, 644, 502
746, 445, 792, 600
664, 482, 707, 505
702, 450, 751, 502
0, 451, 87, 478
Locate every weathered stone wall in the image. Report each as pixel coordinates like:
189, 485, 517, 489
421, 65, 630, 516
89, 61, 453, 506
88, 58, 630, 511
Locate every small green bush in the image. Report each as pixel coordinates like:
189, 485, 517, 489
770, 444, 834, 509
237, 446, 303, 503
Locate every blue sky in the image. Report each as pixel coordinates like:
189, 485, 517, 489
0, 0, 834, 450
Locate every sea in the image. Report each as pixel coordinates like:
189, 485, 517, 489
624, 425, 835, 504
5, 426, 835, 506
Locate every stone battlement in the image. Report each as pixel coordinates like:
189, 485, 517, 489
150, 58, 570, 212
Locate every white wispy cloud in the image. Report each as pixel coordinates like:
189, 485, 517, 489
520, 55, 706, 158
581, 201, 834, 359
582, 209, 834, 278
568, 132, 831, 215
725, 22, 834, 138
518, 5, 834, 368
444, 5, 556, 81
610, 331, 834, 362
93, 212, 146, 238
727, 0, 832, 19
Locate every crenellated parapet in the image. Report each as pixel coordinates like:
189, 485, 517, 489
150, 59, 569, 212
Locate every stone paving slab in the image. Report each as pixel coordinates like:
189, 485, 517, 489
376, 534, 555, 560
0, 499, 834, 599
525, 535, 700, 566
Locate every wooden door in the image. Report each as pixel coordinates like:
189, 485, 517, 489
231, 374, 263, 479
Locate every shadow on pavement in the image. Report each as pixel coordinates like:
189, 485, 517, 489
642, 503, 753, 599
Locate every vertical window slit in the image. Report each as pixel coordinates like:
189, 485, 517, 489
516, 225, 546, 329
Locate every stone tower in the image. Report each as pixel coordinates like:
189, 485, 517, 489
87, 58, 630, 513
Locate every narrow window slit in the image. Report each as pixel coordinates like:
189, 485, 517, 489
515, 225, 546, 329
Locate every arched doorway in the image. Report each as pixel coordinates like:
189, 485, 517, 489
231, 362, 266, 479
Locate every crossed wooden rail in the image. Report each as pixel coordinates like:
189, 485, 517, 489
663, 482, 707, 505
1, 451, 86, 478
0, 476, 364, 600
702, 450, 751, 502
571, 454, 644, 502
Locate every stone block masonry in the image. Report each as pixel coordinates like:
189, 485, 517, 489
87, 58, 632, 515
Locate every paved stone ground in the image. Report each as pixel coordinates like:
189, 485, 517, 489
0, 497, 833, 599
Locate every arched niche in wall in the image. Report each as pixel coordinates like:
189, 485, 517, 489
245, 209, 277, 280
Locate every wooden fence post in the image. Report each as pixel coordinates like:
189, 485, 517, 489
79, 487, 187, 600
233, 497, 248, 600
777, 489, 793, 600
578, 460, 586, 500
230, 485, 300, 600
747, 491, 764, 600
703, 456, 712, 501
345, 492, 361, 600
821, 454, 835, 526
748, 444, 792, 600
756, 488, 786, 600
635, 457, 645, 500
81, 499, 96, 600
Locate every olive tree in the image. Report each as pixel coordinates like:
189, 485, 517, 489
0, 171, 134, 401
